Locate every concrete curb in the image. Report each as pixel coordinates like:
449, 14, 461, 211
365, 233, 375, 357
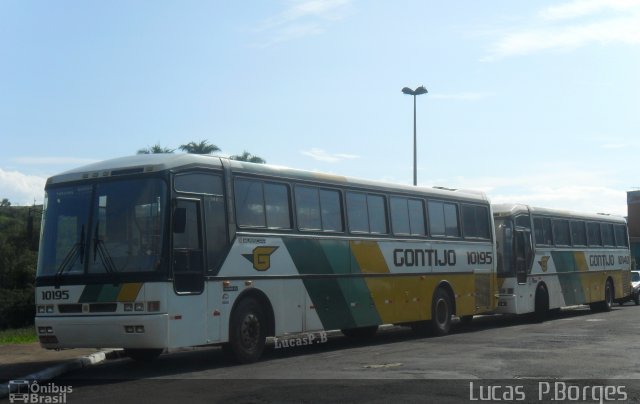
0, 349, 124, 399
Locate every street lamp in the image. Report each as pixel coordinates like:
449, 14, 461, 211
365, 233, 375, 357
402, 85, 428, 186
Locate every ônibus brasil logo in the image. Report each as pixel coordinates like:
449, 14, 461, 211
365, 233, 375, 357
8, 380, 72, 403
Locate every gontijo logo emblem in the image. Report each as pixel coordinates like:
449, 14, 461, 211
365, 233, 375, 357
242, 246, 278, 271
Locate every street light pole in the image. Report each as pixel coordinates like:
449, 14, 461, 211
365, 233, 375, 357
402, 85, 428, 186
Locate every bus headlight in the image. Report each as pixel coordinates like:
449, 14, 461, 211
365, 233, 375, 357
124, 303, 133, 312
147, 301, 160, 312
134, 302, 145, 312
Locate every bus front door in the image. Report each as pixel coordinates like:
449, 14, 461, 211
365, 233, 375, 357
514, 228, 533, 285
169, 198, 207, 347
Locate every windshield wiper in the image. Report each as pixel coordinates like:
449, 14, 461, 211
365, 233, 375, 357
55, 225, 85, 277
93, 223, 118, 274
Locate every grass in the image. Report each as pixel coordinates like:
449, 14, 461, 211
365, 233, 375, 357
0, 326, 37, 344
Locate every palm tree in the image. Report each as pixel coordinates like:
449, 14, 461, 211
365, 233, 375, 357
230, 151, 266, 164
178, 140, 220, 155
137, 144, 174, 154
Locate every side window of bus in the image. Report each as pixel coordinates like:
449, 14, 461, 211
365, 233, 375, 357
571, 221, 587, 246
461, 204, 490, 239
587, 222, 602, 246
533, 217, 553, 246
428, 200, 460, 238
264, 183, 291, 229
601, 223, 615, 247
390, 197, 425, 236
234, 178, 291, 229
614, 224, 629, 248
296, 186, 344, 232
553, 219, 570, 246
515, 215, 530, 229
319, 189, 343, 232
346, 192, 388, 234
174, 173, 228, 274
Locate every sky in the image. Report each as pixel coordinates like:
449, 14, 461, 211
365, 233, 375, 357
1, 0, 639, 216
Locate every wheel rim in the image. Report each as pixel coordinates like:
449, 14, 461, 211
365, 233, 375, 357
435, 298, 449, 326
240, 313, 260, 349
605, 283, 613, 308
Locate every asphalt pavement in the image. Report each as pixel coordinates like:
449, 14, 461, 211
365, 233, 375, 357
0, 343, 121, 399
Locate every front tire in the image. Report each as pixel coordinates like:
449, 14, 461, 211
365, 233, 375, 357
533, 284, 549, 322
228, 298, 266, 363
429, 288, 453, 336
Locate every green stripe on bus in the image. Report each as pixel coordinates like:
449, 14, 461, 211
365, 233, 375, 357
283, 238, 358, 330
281, 238, 386, 329
78, 284, 102, 303
552, 251, 586, 305
96, 284, 122, 302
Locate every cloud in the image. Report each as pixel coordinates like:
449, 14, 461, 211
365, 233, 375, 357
427, 163, 628, 215
482, 0, 640, 61
539, 0, 640, 21
254, 0, 353, 46
0, 168, 46, 205
301, 148, 360, 163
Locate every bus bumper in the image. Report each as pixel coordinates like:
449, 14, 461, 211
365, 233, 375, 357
35, 314, 169, 349
495, 294, 518, 314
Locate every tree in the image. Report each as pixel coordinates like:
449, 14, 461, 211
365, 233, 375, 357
0, 198, 10, 207
137, 144, 174, 154
230, 151, 266, 164
178, 140, 220, 155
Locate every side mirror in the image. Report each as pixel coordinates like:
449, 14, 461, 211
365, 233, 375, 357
173, 207, 186, 234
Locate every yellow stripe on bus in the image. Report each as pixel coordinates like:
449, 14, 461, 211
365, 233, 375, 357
117, 283, 143, 302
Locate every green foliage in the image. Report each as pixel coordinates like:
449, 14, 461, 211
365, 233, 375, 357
136, 140, 266, 163
0, 202, 40, 330
137, 143, 175, 154
230, 150, 266, 164
0, 325, 37, 344
178, 140, 220, 154
0, 288, 35, 330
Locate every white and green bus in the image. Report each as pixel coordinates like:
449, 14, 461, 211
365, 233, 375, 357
492, 204, 631, 320
35, 154, 497, 362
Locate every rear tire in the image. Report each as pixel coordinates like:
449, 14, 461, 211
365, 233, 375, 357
590, 279, 614, 312
429, 288, 453, 336
124, 348, 163, 362
534, 284, 549, 322
341, 325, 378, 339
228, 298, 266, 363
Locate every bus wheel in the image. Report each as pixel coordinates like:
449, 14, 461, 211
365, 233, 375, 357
634, 292, 639, 306
341, 325, 378, 339
429, 288, 453, 336
534, 284, 549, 322
124, 348, 163, 362
229, 298, 266, 363
590, 279, 614, 312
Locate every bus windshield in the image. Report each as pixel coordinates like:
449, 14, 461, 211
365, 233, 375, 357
37, 178, 167, 277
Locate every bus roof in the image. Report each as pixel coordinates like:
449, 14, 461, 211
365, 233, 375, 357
46, 154, 489, 203
492, 203, 626, 224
